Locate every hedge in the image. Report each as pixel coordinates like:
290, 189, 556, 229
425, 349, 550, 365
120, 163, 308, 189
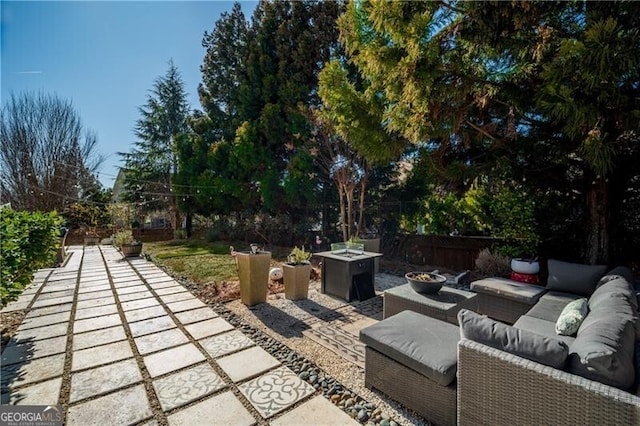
0, 208, 62, 306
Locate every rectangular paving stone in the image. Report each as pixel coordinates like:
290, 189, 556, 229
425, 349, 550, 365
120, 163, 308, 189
66, 384, 152, 426
174, 307, 218, 325
153, 363, 226, 411
118, 290, 154, 302
160, 289, 196, 303
134, 328, 189, 355
238, 366, 315, 418
129, 316, 176, 337
121, 297, 160, 312
20, 311, 71, 330
1, 377, 62, 405
116, 285, 148, 295
77, 284, 111, 294
1, 353, 65, 389
26, 303, 73, 317
73, 314, 122, 334
76, 295, 116, 310
38, 288, 75, 299
72, 340, 133, 371
124, 305, 167, 323
217, 346, 280, 383
199, 330, 255, 359
1, 301, 30, 312
78, 278, 110, 287
30, 295, 74, 309
185, 317, 234, 340
70, 358, 142, 403
2, 335, 68, 365
154, 286, 187, 297
270, 395, 359, 425
167, 391, 254, 426
149, 281, 179, 290
14, 322, 69, 342
73, 325, 127, 350
143, 344, 205, 377
166, 299, 207, 313
77, 290, 113, 301
75, 304, 118, 320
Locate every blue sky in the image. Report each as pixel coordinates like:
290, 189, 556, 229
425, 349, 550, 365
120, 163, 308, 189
1, 1, 257, 188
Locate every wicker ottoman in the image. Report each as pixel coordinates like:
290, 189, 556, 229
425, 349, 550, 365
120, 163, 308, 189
360, 311, 459, 426
471, 277, 546, 324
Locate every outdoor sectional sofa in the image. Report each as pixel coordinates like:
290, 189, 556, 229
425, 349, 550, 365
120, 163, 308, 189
361, 260, 640, 425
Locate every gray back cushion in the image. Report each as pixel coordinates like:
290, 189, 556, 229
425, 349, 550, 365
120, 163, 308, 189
458, 309, 569, 369
546, 259, 608, 296
568, 315, 636, 390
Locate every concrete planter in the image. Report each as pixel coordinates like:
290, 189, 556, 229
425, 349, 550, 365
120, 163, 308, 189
283, 263, 311, 300
236, 251, 271, 306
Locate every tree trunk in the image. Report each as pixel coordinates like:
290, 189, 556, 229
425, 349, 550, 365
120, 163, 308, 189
345, 187, 354, 240
357, 172, 369, 237
585, 178, 609, 264
338, 183, 348, 241
185, 213, 193, 238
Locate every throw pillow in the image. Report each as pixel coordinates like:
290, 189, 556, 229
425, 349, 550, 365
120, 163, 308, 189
555, 298, 588, 336
458, 309, 569, 369
546, 259, 608, 297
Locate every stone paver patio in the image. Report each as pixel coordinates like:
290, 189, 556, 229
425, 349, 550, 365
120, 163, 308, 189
1, 245, 358, 425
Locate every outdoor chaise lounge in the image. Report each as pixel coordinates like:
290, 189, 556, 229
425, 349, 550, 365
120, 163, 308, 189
361, 260, 640, 425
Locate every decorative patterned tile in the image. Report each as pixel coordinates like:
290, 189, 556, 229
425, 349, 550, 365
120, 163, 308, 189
200, 330, 255, 358
66, 385, 152, 426
70, 359, 142, 402
71, 340, 133, 371
167, 391, 254, 426
134, 328, 189, 355
152, 363, 226, 411
73, 325, 126, 350
216, 346, 280, 382
184, 317, 234, 340
143, 344, 205, 378
238, 366, 315, 418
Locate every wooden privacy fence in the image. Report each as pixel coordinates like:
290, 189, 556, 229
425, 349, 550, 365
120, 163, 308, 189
384, 234, 502, 271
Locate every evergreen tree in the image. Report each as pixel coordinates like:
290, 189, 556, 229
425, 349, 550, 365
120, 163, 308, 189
120, 60, 190, 230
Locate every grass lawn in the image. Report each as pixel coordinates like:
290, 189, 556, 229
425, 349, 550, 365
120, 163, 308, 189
143, 239, 289, 286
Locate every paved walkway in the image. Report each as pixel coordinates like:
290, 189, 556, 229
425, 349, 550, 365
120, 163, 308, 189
1, 245, 358, 425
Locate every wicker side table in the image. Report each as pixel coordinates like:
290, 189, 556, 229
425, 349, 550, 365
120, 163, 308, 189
383, 284, 477, 324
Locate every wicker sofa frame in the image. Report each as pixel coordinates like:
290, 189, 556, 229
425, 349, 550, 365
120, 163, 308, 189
458, 339, 640, 425
365, 347, 457, 426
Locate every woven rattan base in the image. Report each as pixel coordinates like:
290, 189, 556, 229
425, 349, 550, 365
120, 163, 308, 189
365, 347, 456, 426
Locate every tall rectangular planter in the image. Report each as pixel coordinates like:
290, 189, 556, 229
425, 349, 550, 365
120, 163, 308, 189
236, 251, 271, 306
283, 263, 311, 300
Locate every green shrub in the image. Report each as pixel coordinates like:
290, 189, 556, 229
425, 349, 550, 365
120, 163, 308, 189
1, 208, 63, 306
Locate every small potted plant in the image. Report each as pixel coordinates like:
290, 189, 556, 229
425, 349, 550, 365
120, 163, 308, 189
283, 246, 312, 300
114, 230, 143, 258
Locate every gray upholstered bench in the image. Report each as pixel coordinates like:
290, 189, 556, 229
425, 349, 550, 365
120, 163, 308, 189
471, 277, 546, 324
360, 311, 459, 426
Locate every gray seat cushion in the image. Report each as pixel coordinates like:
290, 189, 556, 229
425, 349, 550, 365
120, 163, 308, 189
546, 259, 607, 296
359, 310, 459, 386
471, 277, 546, 304
514, 315, 576, 346
458, 309, 569, 369
525, 291, 581, 322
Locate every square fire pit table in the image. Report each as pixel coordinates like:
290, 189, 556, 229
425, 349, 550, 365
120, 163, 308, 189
383, 284, 477, 324
316, 251, 383, 302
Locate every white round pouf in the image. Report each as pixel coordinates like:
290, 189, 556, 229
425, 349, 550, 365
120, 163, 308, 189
511, 258, 540, 275
269, 267, 283, 281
